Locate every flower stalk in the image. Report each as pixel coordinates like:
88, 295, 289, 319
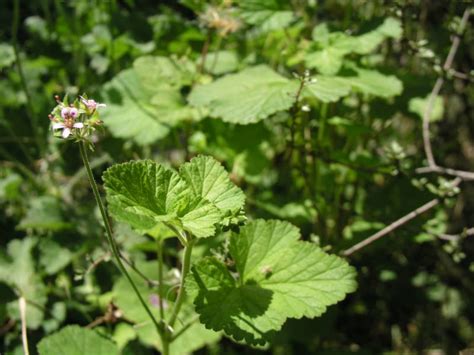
78, 141, 165, 341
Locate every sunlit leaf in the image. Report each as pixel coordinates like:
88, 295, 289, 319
189, 65, 299, 124
187, 220, 357, 344
37, 325, 119, 355
103, 160, 222, 238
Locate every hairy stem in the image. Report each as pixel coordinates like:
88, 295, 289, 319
168, 237, 194, 328
157, 239, 165, 321
78, 142, 164, 338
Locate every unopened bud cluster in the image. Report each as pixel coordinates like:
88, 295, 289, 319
48, 94, 106, 140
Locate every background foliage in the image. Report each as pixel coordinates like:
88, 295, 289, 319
1, 0, 473, 354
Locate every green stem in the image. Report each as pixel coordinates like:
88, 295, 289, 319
170, 315, 199, 341
317, 102, 328, 144
11, 0, 42, 155
78, 141, 163, 337
157, 239, 165, 321
168, 237, 194, 328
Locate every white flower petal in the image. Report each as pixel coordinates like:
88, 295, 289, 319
73, 122, 84, 128
62, 128, 71, 138
52, 123, 65, 130
97, 103, 107, 108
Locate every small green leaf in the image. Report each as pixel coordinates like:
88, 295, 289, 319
409, 95, 444, 122
239, 0, 295, 33
18, 196, 70, 231
304, 76, 351, 102
339, 67, 403, 98
189, 65, 299, 124
187, 220, 357, 344
0, 43, 15, 69
103, 160, 222, 238
37, 325, 119, 355
305, 47, 345, 75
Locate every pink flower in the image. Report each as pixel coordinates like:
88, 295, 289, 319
80, 96, 106, 111
52, 122, 84, 138
61, 107, 79, 119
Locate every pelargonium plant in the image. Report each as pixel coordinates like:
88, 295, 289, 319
39, 94, 357, 355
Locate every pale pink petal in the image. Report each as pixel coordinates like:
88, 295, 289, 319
73, 122, 84, 128
52, 123, 65, 130
62, 128, 71, 138
61, 107, 70, 119
69, 108, 79, 118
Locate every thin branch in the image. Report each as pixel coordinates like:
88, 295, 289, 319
342, 198, 440, 256
422, 77, 443, 167
170, 315, 199, 341
436, 227, 474, 242
415, 165, 474, 181
342, 178, 462, 256
421, 8, 471, 169
19, 297, 30, 355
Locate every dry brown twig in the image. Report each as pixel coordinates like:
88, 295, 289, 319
342, 8, 472, 256
420, 8, 473, 180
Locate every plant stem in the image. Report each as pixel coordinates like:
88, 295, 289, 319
78, 141, 163, 337
11, 0, 42, 156
168, 237, 194, 328
157, 239, 165, 321
19, 297, 29, 355
317, 102, 328, 144
170, 315, 199, 341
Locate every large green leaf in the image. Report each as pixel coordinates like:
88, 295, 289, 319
187, 219, 357, 344
102, 56, 200, 145
188, 65, 299, 124
179, 155, 245, 215
103, 160, 222, 238
37, 325, 119, 355
101, 69, 170, 145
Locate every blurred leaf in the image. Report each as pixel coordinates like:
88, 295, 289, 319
304, 76, 351, 102
101, 69, 170, 145
37, 325, 119, 355
339, 67, 403, 98
0, 237, 47, 329
0, 43, 15, 69
187, 220, 357, 345
39, 239, 72, 275
306, 18, 402, 74
305, 47, 346, 75
189, 65, 299, 124
202, 50, 239, 75
0, 172, 22, 200
239, 0, 295, 33
409, 95, 444, 122
18, 196, 70, 231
